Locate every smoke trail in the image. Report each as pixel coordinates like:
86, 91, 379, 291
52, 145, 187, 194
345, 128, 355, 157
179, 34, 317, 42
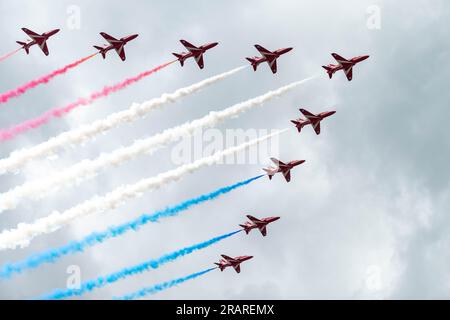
0, 53, 97, 104
0, 48, 21, 63
40, 231, 239, 299
0, 130, 284, 250
0, 60, 176, 141
0, 176, 262, 278
116, 268, 216, 300
0, 77, 312, 211
0, 66, 246, 174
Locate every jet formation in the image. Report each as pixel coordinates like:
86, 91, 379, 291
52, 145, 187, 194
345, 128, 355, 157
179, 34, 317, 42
7, 27, 371, 281
211, 215, 281, 273
12, 27, 370, 84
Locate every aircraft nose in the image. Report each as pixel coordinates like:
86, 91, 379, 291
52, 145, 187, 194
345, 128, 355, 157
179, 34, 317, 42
210, 42, 219, 48
361, 55, 370, 61
48, 29, 60, 36
280, 47, 293, 54
328, 110, 336, 116
293, 160, 306, 166
272, 216, 281, 221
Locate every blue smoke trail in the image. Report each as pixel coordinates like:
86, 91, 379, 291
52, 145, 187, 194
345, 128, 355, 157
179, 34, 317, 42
0, 175, 263, 279
39, 230, 241, 300
115, 267, 217, 300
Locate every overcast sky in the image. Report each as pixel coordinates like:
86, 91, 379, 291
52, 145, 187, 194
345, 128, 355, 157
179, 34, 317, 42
0, 0, 449, 299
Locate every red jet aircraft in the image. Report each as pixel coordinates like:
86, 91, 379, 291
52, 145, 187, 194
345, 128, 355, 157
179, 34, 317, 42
17, 28, 60, 56
214, 255, 253, 273
172, 40, 218, 69
93, 32, 139, 61
322, 53, 369, 81
239, 215, 280, 236
291, 108, 336, 135
246, 45, 293, 74
263, 158, 305, 182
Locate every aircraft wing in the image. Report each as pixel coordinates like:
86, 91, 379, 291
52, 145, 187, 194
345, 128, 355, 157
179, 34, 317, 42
255, 45, 275, 58
343, 65, 353, 81
283, 170, 291, 182
332, 53, 350, 65
246, 215, 262, 223
268, 58, 277, 74
100, 32, 120, 45
22, 28, 40, 39
180, 39, 201, 53
114, 44, 126, 61
332, 53, 353, 81
259, 226, 267, 237
312, 121, 321, 135
270, 158, 286, 166
194, 53, 204, 69
21, 28, 49, 55
39, 41, 49, 56
233, 264, 241, 273
221, 255, 236, 263
300, 109, 318, 119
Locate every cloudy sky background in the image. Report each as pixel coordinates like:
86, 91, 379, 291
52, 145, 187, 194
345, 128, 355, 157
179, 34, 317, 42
0, 0, 449, 299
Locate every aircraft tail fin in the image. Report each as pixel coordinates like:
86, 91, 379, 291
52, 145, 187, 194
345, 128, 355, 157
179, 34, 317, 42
246, 57, 258, 71
172, 53, 185, 66
93, 46, 106, 59
322, 66, 333, 79
214, 263, 225, 271
290, 120, 302, 133
263, 168, 274, 180
17, 41, 29, 54
239, 224, 251, 234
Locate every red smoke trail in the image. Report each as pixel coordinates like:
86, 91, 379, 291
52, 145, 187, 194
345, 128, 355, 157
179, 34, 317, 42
0, 60, 176, 141
0, 48, 21, 63
0, 53, 98, 104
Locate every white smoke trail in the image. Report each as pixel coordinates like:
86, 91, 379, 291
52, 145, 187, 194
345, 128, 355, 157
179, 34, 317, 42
0, 66, 246, 174
0, 130, 287, 250
0, 76, 313, 213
